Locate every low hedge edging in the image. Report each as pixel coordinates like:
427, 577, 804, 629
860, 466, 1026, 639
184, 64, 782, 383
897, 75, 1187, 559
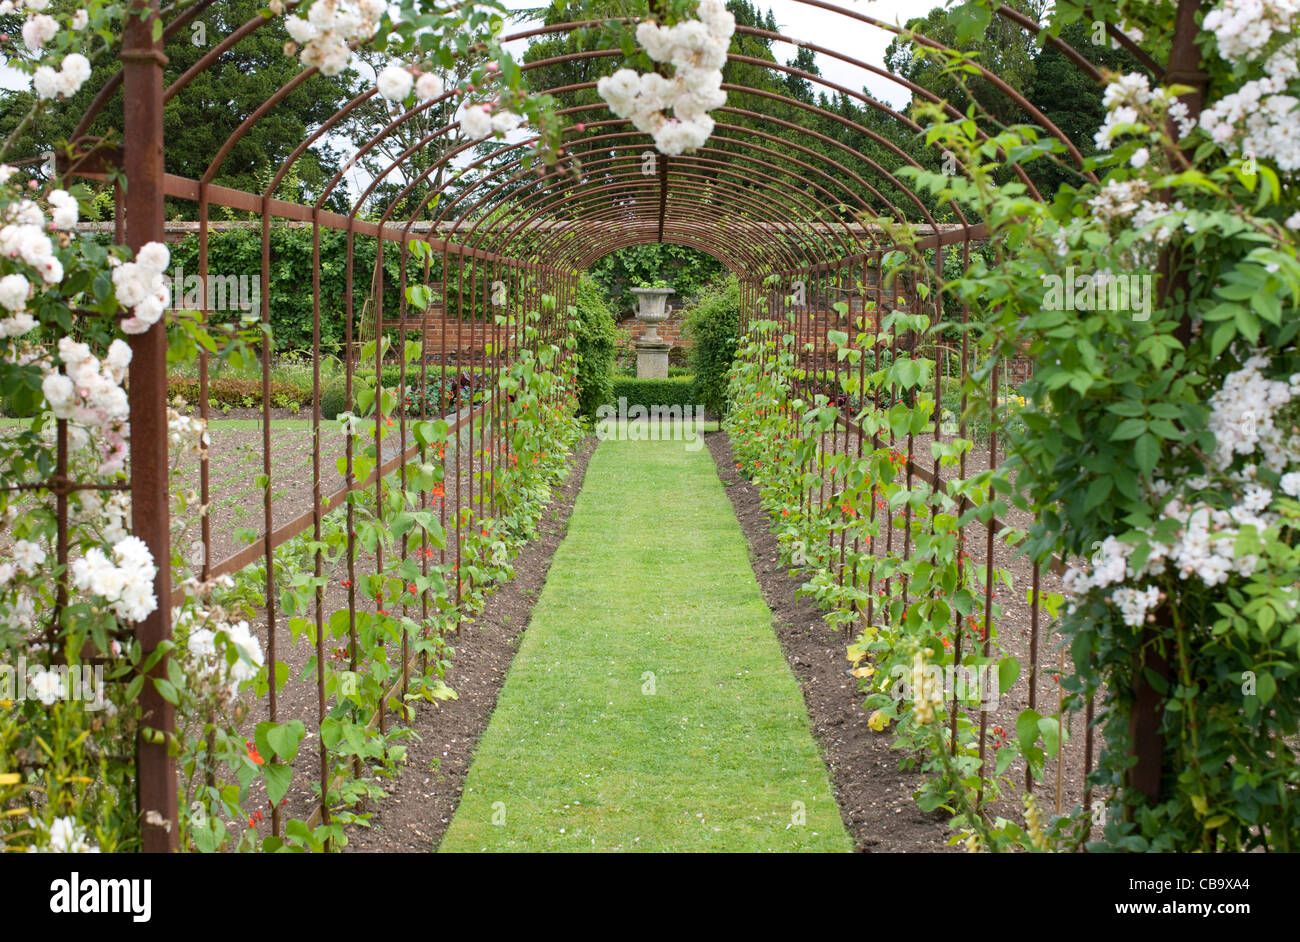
607, 376, 697, 410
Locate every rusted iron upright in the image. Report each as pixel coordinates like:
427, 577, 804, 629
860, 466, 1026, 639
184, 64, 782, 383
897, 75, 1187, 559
122, 0, 177, 852
657, 154, 669, 243
1128, 0, 1208, 804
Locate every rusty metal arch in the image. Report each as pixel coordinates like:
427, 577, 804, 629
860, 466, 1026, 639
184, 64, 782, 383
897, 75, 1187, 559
63, 4, 1129, 277
72, 1, 1128, 232
435, 116, 895, 258
55, 0, 1183, 850
449, 141, 873, 270
392, 122, 847, 264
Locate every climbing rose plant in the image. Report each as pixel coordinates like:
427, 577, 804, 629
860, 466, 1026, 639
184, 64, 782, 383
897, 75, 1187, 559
933, 0, 1300, 851
596, 0, 735, 155
0, 0, 574, 852
728, 0, 1300, 851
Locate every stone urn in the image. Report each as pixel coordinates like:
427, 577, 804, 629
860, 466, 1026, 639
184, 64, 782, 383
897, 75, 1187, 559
630, 286, 674, 378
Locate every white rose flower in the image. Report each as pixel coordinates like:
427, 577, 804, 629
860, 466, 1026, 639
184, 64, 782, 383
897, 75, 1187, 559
415, 72, 444, 101
0, 273, 29, 312
460, 104, 492, 139
21, 13, 58, 49
36, 254, 62, 285
60, 53, 91, 94
41, 816, 98, 853
187, 626, 217, 659
41, 372, 76, 418
317, 40, 350, 76
28, 668, 64, 705
105, 339, 132, 381
598, 68, 640, 104
117, 580, 157, 621
377, 65, 413, 102
491, 109, 522, 135
284, 15, 317, 44
135, 241, 169, 274
48, 189, 78, 229
32, 66, 61, 99
13, 539, 46, 576
306, 0, 335, 28
636, 21, 674, 61
0, 314, 36, 337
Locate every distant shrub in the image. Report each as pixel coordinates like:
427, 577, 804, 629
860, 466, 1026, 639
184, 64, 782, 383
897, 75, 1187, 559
166, 376, 310, 410
320, 376, 350, 420
570, 276, 617, 416
684, 274, 739, 415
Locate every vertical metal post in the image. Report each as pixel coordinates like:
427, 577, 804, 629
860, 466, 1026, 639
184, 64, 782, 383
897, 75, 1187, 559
123, 0, 176, 853
1128, 0, 1208, 804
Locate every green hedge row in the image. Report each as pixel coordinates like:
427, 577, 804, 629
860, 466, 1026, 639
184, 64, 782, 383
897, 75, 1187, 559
606, 376, 697, 410
166, 376, 311, 410
684, 275, 739, 415
572, 275, 618, 417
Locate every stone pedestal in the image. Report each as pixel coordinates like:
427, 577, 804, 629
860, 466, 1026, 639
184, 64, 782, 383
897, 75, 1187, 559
630, 286, 674, 379
634, 339, 671, 379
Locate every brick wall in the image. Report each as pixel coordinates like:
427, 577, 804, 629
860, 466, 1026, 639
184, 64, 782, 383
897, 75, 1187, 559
619, 314, 689, 347
1004, 357, 1035, 386
398, 309, 517, 363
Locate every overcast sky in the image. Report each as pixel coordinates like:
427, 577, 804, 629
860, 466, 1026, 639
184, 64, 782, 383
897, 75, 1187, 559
738, 0, 923, 107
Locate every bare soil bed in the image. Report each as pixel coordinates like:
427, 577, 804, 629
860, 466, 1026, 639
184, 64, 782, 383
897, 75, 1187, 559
709, 422, 1090, 849
341, 435, 597, 851
202, 413, 554, 840
706, 430, 952, 852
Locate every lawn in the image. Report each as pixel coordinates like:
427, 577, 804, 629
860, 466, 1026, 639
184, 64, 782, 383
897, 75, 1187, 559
439, 432, 851, 852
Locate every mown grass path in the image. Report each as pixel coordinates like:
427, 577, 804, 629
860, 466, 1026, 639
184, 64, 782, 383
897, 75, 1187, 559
439, 432, 850, 852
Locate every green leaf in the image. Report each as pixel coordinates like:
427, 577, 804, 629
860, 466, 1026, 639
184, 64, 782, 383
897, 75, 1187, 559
1111, 418, 1147, 441
320, 717, 343, 751
1017, 708, 1041, 750
1134, 433, 1160, 476
950, 2, 992, 44
262, 762, 292, 806
1037, 716, 1061, 758
998, 657, 1020, 696
1083, 476, 1112, 511
1210, 320, 1236, 358
267, 720, 307, 762
1256, 670, 1277, 704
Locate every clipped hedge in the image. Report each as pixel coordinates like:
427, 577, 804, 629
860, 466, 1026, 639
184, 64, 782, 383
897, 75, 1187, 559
571, 275, 617, 416
607, 376, 696, 410
167, 376, 311, 410
684, 274, 739, 415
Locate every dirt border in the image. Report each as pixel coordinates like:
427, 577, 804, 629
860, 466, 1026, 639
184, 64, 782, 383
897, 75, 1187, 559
704, 429, 954, 853
343, 434, 598, 852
